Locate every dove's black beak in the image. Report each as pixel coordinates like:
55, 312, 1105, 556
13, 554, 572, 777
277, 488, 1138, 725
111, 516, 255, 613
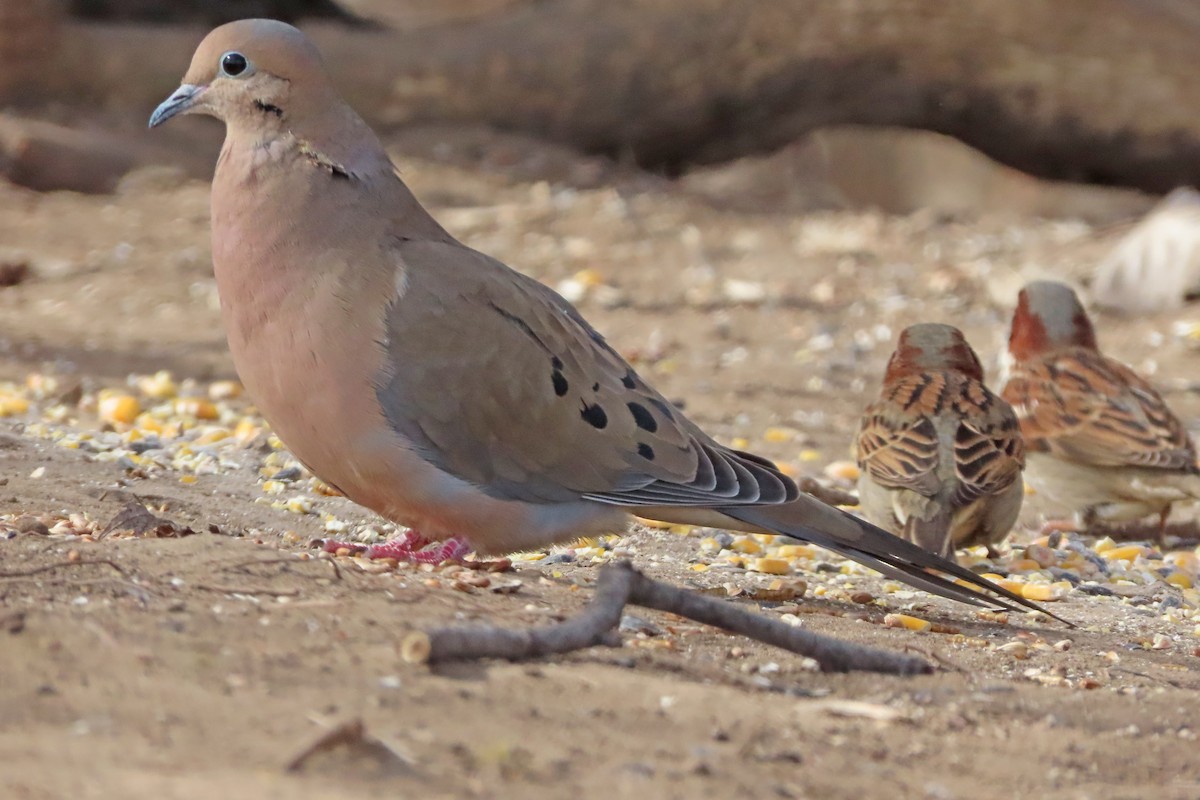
149, 84, 205, 128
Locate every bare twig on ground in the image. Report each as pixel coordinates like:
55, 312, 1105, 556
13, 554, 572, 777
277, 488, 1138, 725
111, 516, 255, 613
0, 558, 131, 580
401, 561, 932, 675
797, 477, 859, 508
194, 583, 301, 598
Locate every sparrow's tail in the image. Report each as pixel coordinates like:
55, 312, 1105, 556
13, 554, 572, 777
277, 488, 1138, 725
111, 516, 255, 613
719, 495, 1070, 625
903, 508, 956, 563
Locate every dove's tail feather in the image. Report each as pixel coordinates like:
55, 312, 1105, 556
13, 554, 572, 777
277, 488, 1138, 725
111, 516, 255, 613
719, 497, 1071, 626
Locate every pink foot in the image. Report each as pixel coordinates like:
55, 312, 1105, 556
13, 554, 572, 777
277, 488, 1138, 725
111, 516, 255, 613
320, 530, 472, 564
1039, 518, 1081, 537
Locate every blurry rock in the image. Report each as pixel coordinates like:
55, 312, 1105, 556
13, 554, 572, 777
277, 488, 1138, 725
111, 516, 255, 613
69, 0, 346, 24
1093, 187, 1200, 314
333, 0, 530, 29
0, 115, 211, 194
682, 126, 1152, 223
0, 0, 65, 104
116, 165, 192, 195
0, 258, 30, 288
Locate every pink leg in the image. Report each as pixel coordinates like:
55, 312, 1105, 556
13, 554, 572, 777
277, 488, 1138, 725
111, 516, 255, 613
320, 530, 471, 564
1039, 518, 1081, 537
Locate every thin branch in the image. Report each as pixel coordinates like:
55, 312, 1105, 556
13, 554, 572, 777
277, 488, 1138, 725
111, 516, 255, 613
797, 477, 859, 508
193, 583, 301, 597
0, 558, 132, 580
402, 561, 932, 675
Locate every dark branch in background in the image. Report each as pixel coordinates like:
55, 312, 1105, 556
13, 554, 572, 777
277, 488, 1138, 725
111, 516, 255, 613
402, 560, 932, 676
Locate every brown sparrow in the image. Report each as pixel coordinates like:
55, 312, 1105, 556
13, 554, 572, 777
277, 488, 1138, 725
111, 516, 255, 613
1000, 280, 1200, 537
856, 323, 1025, 561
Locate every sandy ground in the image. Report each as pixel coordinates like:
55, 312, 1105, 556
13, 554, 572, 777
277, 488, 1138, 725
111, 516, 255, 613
2, 123, 1200, 799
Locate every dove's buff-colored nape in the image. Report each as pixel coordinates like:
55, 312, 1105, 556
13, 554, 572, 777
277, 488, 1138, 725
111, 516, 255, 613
882, 323, 984, 383
1008, 281, 1098, 361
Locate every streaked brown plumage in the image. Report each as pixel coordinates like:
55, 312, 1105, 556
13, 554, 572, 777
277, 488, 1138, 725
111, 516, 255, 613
856, 324, 1025, 561
1000, 280, 1200, 533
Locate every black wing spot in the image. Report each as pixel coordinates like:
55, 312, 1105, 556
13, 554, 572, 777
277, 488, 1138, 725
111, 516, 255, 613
551, 355, 564, 369
592, 382, 600, 392
551, 370, 569, 397
581, 402, 608, 429
621, 370, 637, 389
637, 443, 655, 461
627, 401, 658, 433
648, 397, 677, 422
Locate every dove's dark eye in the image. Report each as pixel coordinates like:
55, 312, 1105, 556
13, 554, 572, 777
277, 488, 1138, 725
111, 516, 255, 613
220, 51, 249, 77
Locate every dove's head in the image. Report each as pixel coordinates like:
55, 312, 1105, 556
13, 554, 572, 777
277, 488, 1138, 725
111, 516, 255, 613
884, 323, 984, 383
149, 19, 336, 134
1008, 280, 1098, 362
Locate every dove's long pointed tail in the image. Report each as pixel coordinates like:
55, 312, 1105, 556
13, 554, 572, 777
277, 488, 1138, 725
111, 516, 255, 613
718, 497, 1071, 625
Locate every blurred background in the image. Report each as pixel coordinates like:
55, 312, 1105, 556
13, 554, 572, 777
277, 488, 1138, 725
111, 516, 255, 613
3, 0, 1200, 500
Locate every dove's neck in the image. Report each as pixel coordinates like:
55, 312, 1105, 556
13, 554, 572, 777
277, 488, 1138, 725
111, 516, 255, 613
208, 110, 451, 403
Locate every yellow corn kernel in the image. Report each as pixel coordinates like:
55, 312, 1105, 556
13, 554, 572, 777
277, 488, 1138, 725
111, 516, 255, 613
1009, 559, 1042, 572
884, 613, 931, 632
194, 426, 231, 445
823, 460, 860, 482
234, 418, 262, 444
99, 394, 141, 425
572, 268, 604, 288
1101, 545, 1149, 562
689, 563, 710, 572
0, 396, 30, 416
134, 413, 164, 434
992, 578, 1026, 596
1165, 551, 1199, 574
208, 380, 242, 400
750, 557, 790, 575
776, 462, 800, 478
730, 437, 750, 450
174, 397, 219, 420
1166, 572, 1194, 589
1020, 582, 1068, 601
978, 572, 1007, 583
775, 544, 816, 559
1093, 536, 1118, 554
137, 370, 177, 400
763, 427, 796, 444
179, 475, 197, 485
798, 448, 821, 462
730, 538, 763, 554
261, 480, 285, 495
285, 496, 312, 514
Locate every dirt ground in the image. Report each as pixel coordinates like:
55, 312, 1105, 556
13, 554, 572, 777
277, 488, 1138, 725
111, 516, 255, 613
3, 121, 1200, 800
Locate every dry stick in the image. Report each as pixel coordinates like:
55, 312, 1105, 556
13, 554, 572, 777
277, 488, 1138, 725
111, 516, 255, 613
193, 583, 301, 598
0, 558, 132, 580
402, 561, 932, 675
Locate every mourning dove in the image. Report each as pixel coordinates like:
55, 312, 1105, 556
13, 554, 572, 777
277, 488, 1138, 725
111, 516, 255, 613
855, 324, 1024, 562
1000, 280, 1200, 539
150, 18, 1050, 615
